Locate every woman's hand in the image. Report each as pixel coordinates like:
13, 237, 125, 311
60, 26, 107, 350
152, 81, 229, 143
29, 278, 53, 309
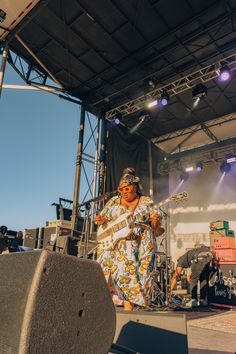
94, 214, 107, 225
149, 211, 160, 229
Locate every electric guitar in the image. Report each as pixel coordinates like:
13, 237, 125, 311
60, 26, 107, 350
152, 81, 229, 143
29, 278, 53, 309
97, 191, 188, 251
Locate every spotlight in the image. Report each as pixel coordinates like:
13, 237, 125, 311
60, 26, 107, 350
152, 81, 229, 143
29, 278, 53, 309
226, 155, 236, 163
148, 80, 155, 89
192, 83, 207, 100
185, 166, 194, 172
147, 99, 158, 108
113, 112, 122, 125
219, 62, 230, 81
180, 171, 189, 181
196, 162, 203, 172
160, 90, 169, 106
220, 161, 231, 174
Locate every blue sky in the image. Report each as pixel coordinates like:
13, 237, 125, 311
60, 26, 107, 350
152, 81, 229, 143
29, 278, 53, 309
0, 63, 95, 231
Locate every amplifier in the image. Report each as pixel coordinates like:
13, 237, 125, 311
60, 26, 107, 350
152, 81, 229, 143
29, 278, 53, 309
210, 229, 234, 237
210, 220, 229, 230
210, 236, 235, 248
42, 226, 57, 249
214, 248, 236, 262
23, 228, 39, 249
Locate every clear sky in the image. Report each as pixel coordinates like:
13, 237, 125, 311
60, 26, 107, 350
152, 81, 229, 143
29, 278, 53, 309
0, 63, 95, 231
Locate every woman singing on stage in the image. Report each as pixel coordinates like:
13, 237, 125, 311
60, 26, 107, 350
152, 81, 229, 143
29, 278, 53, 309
95, 167, 164, 310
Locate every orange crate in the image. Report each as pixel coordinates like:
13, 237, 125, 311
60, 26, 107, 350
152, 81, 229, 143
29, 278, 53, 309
214, 248, 236, 262
210, 236, 235, 248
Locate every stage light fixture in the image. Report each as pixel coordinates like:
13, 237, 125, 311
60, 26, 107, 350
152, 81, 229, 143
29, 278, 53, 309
180, 171, 189, 181
219, 63, 230, 81
185, 166, 194, 172
226, 156, 236, 163
192, 83, 207, 100
147, 99, 158, 108
196, 162, 203, 172
160, 90, 169, 106
220, 161, 231, 174
113, 112, 122, 125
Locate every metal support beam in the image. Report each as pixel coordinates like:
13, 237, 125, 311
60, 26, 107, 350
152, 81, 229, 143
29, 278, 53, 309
0, 46, 8, 97
15, 35, 63, 88
71, 105, 86, 231
148, 140, 154, 198
201, 123, 219, 142
152, 112, 236, 145
98, 117, 107, 196
90, 114, 101, 232
169, 131, 196, 155
105, 52, 236, 120
168, 136, 236, 161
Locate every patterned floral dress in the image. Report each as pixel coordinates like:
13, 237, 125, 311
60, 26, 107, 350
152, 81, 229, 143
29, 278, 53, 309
97, 195, 156, 307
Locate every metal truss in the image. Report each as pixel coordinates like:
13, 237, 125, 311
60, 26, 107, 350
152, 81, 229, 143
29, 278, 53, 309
79, 111, 100, 204
157, 138, 236, 176
105, 52, 236, 120
6, 47, 65, 93
152, 112, 236, 145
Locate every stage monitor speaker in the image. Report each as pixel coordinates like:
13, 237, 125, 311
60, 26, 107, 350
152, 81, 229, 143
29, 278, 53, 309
0, 250, 116, 354
114, 310, 188, 354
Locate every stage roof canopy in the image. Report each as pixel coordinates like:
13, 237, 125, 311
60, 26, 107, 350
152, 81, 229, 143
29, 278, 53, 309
2, 0, 236, 140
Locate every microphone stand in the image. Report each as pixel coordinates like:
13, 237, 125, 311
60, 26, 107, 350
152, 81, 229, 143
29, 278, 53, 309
159, 206, 171, 306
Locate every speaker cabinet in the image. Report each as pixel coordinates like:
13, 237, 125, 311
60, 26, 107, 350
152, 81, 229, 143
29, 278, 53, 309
23, 228, 39, 248
0, 251, 116, 354
41, 226, 57, 249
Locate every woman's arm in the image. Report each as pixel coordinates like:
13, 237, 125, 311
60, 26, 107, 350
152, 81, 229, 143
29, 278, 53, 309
149, 212, 165, 237
94, 196, 119, 225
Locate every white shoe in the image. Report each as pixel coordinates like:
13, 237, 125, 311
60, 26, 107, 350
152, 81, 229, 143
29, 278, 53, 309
185, 299, 199, 308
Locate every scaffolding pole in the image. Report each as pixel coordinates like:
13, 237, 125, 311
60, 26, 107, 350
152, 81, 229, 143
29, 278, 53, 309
89, 114, 101, 234
71, 105, 86, 231
98, 116, 107, 196
0, 46, 8, 98
148, 140, 154, 199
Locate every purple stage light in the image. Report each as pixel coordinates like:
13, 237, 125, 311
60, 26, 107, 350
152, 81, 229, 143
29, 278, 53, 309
196, 162, 203, 172
161, 98, 168, 106
160, 90, 169, 106
219, 64, 230, 81
220, 70, 230, 81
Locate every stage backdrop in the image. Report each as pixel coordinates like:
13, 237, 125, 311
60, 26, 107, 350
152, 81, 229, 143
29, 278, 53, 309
106, 125, 168, 202
168, 161, 236, 264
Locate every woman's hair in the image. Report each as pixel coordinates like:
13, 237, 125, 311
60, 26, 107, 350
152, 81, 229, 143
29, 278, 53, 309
119, 167, 142, 195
